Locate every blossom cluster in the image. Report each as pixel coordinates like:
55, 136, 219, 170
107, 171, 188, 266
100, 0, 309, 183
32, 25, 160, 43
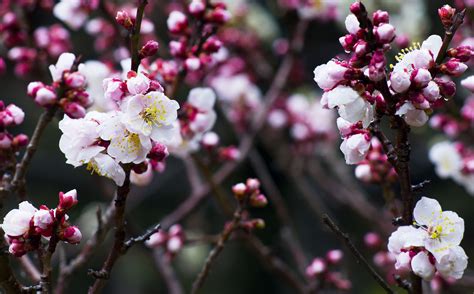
27, 53, 91, 118
59, 70, 179, 186
313, 3, 472, 165
164, 1, 230, 75
0, 189, 82, 257
305, 249, 351, 291
267, 93, 336, 146
429, 141, 474, 195
388, 197, 467, 281
232, 178, 268, 208
0, 100, 28, 173
146, 224, 185, 260
354, 137, 396, 184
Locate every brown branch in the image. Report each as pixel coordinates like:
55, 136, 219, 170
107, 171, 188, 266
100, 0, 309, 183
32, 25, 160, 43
18, 255, 41, 284
123, 223, 161, 251
130, 0, 149, 72
248, 149, 308, 276
11, 106, 58, 199
242, 235, 308, 294
435, 8, 466, 64
152, 250, 184, 294
191, 205, 243, 293
87, 168, 131, 294
322, 214, 394, 294
55, 205, 115, 294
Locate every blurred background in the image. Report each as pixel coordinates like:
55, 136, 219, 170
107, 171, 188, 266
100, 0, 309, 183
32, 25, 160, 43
1, 0, 473, 293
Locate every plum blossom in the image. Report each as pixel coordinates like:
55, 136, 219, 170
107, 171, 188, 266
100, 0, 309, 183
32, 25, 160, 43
121, 91, 180, 144
49, 52, 76, 82
340, 133, 371, 165
86, 153, 126, 186
395, 102, 429, 127
387, 197, 467, 281
53, 0, 91, 30
1, 201, 37, 237
429, 141, 463, 179
186, 87, 217, 134
326, 86, 373, 128
98, 112, 152, 164
59, 112, 107, 167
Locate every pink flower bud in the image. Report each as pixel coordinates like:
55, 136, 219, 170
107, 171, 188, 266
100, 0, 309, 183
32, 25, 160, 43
169, 40, 187, 57
447, 46, 473, 62
59, 189, 78, 210
390, 71, 411, 93
27, 81, 44, 97
208, 7, 231, 24
219, 146, 240, 161
184, 57, 201, 71
374, 23, 395, 43
438, 5, 455, 28
127, 72, 150, 95
201, 131, 219, 148
116, 11, 134, 30
440, 58, 468, 76
372, 10, 389, 26
65, 72, 86, 88
63, 226, 82, 244
145, 231, 168, 248
0, 132, 12, 149
5, 104, 25, 125
35, 87, 57, 106
249, 194, 268, 208
148, 143, 169, 162
166, 236, 183, 253
411, 68, 432, 88
306, 258, 326, 278
232, 183, 247, 199
12, 134, 28, 148
169, 224, 183, 237
326, 249, 344, 264
246, 178, 260, 191
364, 232, 381, 248
349, 2, 363, 16
33, 209, 54, 230
63, 102, 86, 119
355, 164, 372, 182
189, 0, 206, 16
139, 40, 159, 58
167, 11, 188, 34
103, 78, 125, 102
9, 240, 27, 257
203, 36, 222, 53
435, 78, 456, 98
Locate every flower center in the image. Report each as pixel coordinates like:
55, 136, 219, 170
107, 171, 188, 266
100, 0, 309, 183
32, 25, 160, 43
429, 225, 443, 239
86, 161, 103, 176
141, 98, 167, 126
389, 42, 421, 70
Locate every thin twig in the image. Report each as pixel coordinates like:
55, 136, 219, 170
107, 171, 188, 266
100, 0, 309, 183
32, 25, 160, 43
123, 223, 161, 251
191, 205, 243, 293
322, 214, 394, 294
152, 250, 184, 294
18, 255, 41, 284
130, 0, 148, 72
87, 168, 131, 293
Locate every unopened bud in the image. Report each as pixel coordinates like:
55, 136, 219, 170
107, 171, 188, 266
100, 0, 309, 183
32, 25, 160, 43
63, 226, 82, 244
438, 5, 455, 28
139, 40, 159, 59
249, 194, 268, 208
59, 189, 78, 210
116, 11, 134, 30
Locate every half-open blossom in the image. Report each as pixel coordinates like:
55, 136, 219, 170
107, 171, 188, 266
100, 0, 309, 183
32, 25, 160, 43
327, 86, 373, 127
187, 87, 217, 133
49, 52, 76, 82
1, 202, 36, 237
429, 141, 463, 179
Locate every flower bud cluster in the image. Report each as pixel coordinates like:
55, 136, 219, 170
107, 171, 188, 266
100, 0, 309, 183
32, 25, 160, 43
1, 189, 82, 257
305, 250, 351, 290
354, 137, 396, 184
267, 93, 336, 146
145, 224, 185, 260
0, 100, 28, 174
165, 2, 230, 75
27, 53, 91, 118
232, 178, 268, 208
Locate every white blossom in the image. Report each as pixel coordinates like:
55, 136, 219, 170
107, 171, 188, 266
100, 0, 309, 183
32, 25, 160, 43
1, 202, 37, 237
